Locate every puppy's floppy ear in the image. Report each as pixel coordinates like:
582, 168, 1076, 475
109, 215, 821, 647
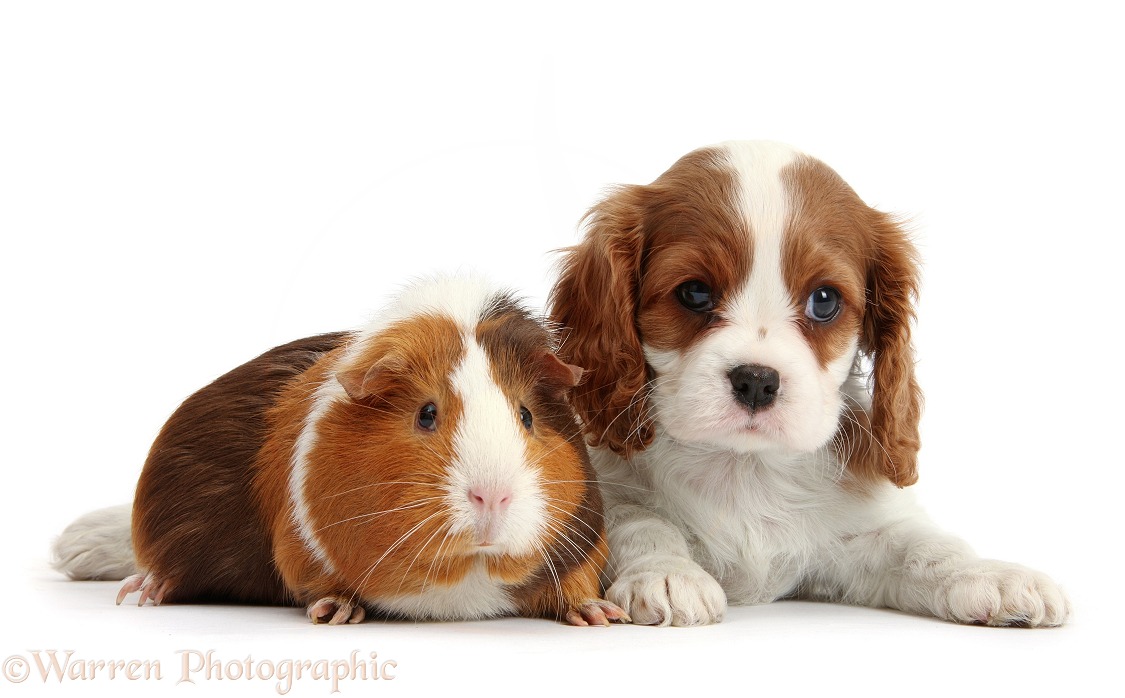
549, 186, 653, 457
846, 211, 923, 487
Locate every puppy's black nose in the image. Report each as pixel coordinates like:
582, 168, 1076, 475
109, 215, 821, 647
729, 364, 780, 410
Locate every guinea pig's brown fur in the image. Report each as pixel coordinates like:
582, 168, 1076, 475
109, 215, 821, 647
128, 332, 345, 607
114, 276, 626, 626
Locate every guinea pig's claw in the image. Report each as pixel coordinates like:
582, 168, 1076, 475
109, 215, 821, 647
116, 572, 174, 607
306, 597, 366, 625
566, 599, 631, 627
116, 574, 145, 605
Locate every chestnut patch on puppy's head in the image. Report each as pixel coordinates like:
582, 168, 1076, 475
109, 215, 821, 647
780, 155, 869, 369
551, 146, 755, 456
636, 147, 753, 352
782, 154, 922, 487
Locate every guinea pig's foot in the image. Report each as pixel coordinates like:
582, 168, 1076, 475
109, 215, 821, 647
306, 596, 366, 625
564, 599, 632, 627
115, 572, 174, 606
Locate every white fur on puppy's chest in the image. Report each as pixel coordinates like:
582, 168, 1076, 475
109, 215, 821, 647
611, 437, 890, 605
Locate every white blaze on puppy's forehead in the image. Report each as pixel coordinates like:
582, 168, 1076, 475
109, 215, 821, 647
719, 140, 800, 244
718, 141, 801, 335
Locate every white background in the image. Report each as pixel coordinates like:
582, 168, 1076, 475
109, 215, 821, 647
2, 1, 1121, 696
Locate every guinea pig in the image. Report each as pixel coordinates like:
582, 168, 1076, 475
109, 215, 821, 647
52, 274, 628, 626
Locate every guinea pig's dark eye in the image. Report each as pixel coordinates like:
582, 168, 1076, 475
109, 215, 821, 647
675, 280, 714, 312
519, 406, 533, 431
805, 287, 842, 323
417, 403, 438, 432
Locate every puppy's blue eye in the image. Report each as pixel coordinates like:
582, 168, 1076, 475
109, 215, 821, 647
519, 406, 533, 431
806, 287, 842, 322
676, 280, 714, 312
417, 403, 438, 431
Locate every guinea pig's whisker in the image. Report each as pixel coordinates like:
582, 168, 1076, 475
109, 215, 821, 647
396, 518, 450, 598
533, 540, 565, 618
347, 403, 396, 416
542, 500, 621, 570
316, 497, 445, 532
547, 477, 655, 496
539, 507, 588, 546
346, 392, 396, 413
540, 519, 589, 568
541, 497, 602, 534
323, 481, 439, 499
542, 478, 655, 494
349, 510, 444, 596
541, 499, 605, 528
525, 437, 577, 467
538, 480, 649, 567
416, 439, 451, 463
547, 513, 611, 569
421, 527, 456, 595
522, 418, 607, 474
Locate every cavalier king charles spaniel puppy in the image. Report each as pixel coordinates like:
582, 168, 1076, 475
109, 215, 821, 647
549, 141, 1070, 627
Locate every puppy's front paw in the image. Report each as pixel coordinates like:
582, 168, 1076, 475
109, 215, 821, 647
939, 560, 1071, 628
606, 555, 726, 626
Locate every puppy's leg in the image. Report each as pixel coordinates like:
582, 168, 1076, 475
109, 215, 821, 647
818, 516, 1071, 627
603, 503, 727, 626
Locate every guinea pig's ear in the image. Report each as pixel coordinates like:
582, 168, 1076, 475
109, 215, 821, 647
335, 353, 406, 402
538, 351, 584, 393
549, 185, 652, 457
846, 211, 923, 488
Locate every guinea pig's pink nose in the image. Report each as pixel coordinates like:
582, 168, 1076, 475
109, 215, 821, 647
468, 486, 512, 513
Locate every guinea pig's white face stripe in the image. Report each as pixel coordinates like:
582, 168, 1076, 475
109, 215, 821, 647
445, 332, 546, 556
288, 377, 346, 576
